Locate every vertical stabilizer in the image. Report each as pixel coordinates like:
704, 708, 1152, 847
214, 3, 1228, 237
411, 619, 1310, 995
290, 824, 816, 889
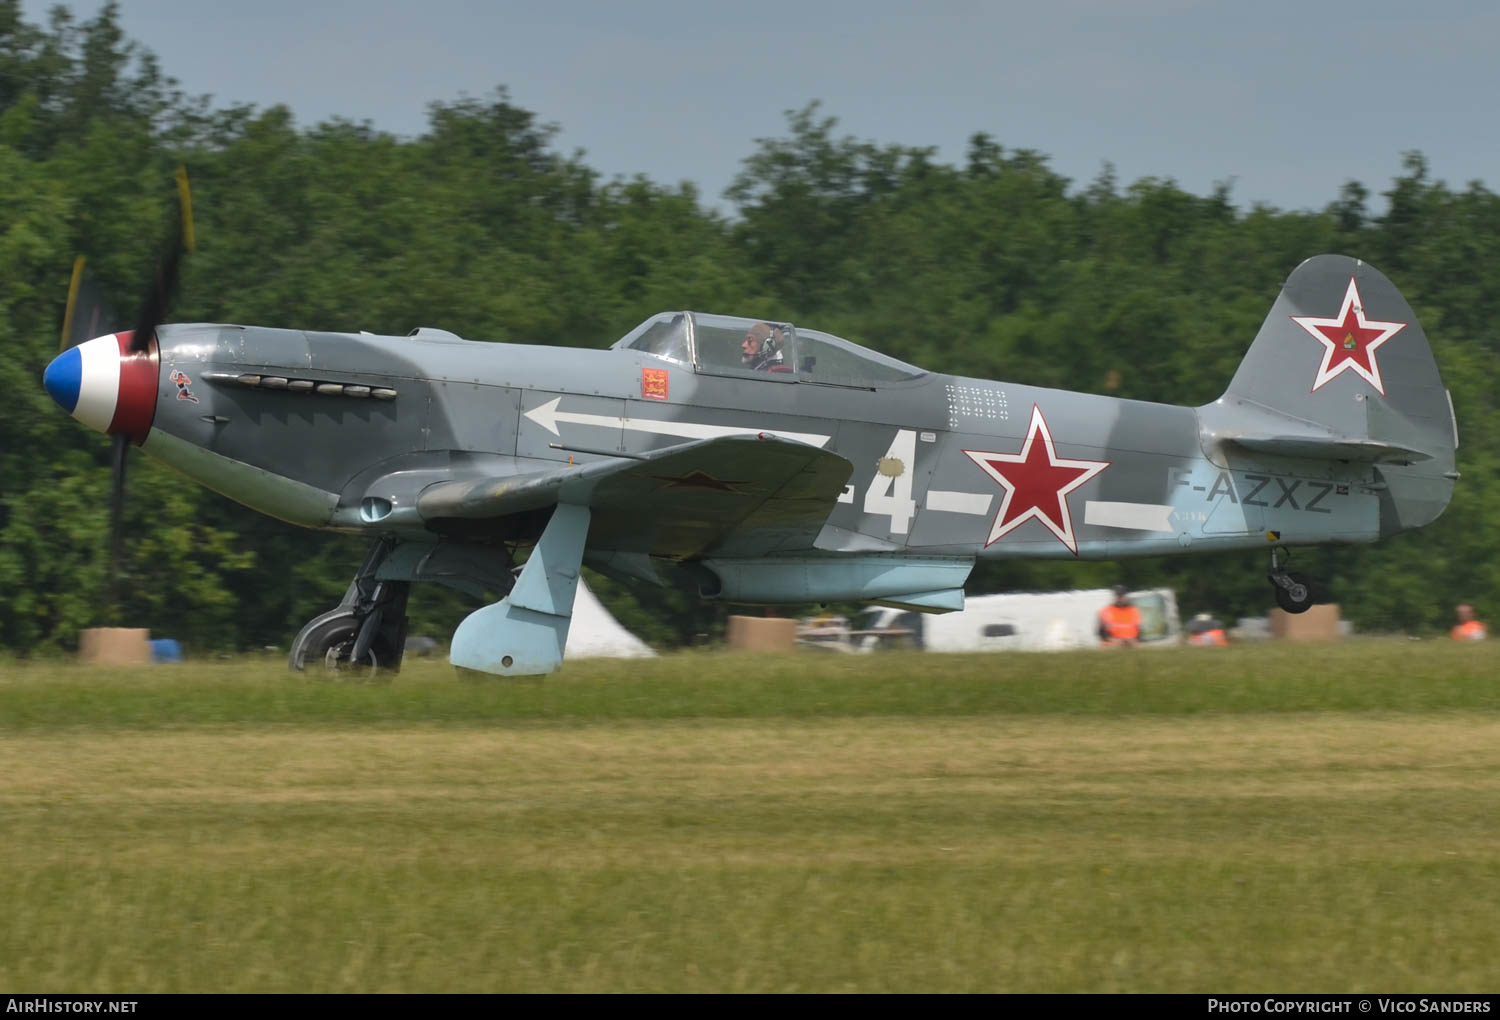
1202, 255, 1457, 535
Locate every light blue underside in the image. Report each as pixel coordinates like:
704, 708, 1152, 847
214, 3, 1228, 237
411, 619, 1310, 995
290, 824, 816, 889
449, 502, 592, 676
871, 589, 967, 612
700, 555, 975, 606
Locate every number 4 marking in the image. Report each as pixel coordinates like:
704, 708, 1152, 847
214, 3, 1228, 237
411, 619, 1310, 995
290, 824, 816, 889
863, 429, 917, 534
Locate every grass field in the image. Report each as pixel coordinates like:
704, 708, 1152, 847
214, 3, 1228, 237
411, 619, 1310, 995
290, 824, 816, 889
2, 642, 1498, 992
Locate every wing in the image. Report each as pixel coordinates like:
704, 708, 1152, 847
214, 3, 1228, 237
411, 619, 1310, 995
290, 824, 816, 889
417, 435, 854, 558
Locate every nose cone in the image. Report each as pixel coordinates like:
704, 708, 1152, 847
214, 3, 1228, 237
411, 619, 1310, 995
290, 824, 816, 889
40, 332, 159, 442
43, 346, 84, 414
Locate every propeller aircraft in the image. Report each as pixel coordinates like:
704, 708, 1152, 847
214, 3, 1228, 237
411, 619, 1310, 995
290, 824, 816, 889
40, 178, 1459, 675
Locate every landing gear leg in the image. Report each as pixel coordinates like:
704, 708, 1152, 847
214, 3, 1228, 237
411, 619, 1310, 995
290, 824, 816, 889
289, 538, 412, 677
1267, 547, 1314, 614
450, 502, 591, 677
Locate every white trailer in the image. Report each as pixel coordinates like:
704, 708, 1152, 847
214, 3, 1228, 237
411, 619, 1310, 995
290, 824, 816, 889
850, 588, 1180, 653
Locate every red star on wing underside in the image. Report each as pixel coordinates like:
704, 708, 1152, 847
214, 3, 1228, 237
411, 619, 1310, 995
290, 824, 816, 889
962, 405, 1110, 555
648, 470, 748, 493
1291, 277, 1407, 395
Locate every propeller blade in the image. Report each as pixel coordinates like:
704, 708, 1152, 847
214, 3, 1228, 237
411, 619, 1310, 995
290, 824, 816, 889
127, 164, 196, 355
60, 256, 84, 352
59, 257, 116, 353
107, 432, 129, 620
176, 164, 196, 253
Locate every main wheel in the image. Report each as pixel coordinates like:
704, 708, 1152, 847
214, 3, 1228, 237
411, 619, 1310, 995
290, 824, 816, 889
289, 612, 391, 679
1272, 572, 1314, 614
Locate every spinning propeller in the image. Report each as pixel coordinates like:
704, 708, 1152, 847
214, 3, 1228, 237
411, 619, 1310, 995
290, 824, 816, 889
46, 166, 195, 618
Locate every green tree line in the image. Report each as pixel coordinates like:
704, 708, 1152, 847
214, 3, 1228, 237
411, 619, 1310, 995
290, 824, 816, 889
2, 2, 1497, 653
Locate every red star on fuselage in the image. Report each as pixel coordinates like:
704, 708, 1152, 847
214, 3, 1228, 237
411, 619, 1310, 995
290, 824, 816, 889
962, 405, 1110, 555
1290, 277, 1407, 395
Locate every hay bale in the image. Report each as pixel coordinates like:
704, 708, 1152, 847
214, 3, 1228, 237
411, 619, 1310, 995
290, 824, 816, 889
78, 627, 151, 665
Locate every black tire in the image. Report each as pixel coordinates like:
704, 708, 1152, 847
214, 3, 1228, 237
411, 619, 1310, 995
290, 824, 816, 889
1272, 572, 1315, 614
289, 612, 392, 679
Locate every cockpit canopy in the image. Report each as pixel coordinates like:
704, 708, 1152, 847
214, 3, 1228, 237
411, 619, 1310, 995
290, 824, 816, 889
611, 312, 925, 387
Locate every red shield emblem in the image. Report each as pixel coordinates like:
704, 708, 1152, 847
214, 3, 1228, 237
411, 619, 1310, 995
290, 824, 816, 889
641, 367, 669, 401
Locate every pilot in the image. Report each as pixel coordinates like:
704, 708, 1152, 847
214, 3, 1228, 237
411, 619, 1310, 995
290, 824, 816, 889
1098, 585, 1141, 648
1451, 603, 1488, 641
741, 322, 787, 372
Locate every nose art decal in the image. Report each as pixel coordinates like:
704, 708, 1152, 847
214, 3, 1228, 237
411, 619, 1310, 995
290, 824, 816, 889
170, 368, 200, 403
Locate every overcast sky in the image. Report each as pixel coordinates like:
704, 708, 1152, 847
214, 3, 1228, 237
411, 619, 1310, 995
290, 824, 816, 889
24, 0, 1500, 213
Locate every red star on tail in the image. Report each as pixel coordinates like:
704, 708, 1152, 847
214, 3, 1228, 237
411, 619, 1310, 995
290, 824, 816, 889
1291, 277, 1407, 395
962, 405, 1109, 555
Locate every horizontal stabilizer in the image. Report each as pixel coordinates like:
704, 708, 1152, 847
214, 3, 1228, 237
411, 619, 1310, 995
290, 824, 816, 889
1225, 435, 1432, 464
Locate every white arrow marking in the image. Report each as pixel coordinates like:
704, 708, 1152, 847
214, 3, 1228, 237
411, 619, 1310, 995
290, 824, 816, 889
925, 489, 992, 516
524, 397, 831, 448
1083, 500, 1175, 533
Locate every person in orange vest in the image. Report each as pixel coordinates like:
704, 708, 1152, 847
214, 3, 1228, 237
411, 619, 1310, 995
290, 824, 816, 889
1451, 603, 1488, 641
1186, 613, 1229, 646
1098, 585, 1141, 647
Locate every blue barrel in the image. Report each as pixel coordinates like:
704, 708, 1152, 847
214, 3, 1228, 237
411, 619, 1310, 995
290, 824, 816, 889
149, 638, 183, 664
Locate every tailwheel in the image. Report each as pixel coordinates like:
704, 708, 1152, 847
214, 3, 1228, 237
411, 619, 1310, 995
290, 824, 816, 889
1271, 571, 1314, 614
1267, 547, 1315, 614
